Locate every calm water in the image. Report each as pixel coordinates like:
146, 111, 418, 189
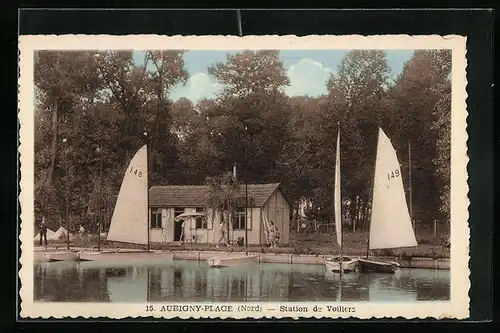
34, 260, 450, 302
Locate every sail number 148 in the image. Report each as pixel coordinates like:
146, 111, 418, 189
387, 169, 400, 180
129, 167, 143, 178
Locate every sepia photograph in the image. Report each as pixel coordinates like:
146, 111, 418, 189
19, 35, 469, 319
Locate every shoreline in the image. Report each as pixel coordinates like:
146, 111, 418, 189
33, 247, 450, 270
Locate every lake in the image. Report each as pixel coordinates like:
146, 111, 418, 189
34, 259, 450, 302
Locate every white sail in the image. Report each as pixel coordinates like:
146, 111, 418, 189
334, 129, 342, 247
369, 128, 417, 250
107, 145, 149, 245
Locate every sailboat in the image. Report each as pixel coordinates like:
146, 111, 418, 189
324, 125, 359, 274
357, 128, 418, 274
106, 144, 150, 248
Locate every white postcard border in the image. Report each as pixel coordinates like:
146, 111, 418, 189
18, 34, 469, 319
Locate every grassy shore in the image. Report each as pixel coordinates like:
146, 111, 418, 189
36, 230, 450, 259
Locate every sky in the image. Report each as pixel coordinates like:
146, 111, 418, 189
133, 50, 415, 103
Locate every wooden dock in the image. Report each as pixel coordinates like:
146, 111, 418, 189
34, 248, 450, 270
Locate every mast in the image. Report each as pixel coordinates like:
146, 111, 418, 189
244, 125, 249, 255
98, 138, 103, 251
365, 177, 373, 259
145, 132, 150, 252
66, 162, 70, 250
338, 122, 343, 277
366, 128, 380, 259
408, 141, 414, 232
63, 137, 70, 250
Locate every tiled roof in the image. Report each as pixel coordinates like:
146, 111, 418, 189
149, 183, 283, 208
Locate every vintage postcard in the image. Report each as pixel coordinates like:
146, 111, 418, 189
18, 35, 469, 319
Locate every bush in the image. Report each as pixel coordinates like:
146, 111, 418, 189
377, 249, 396, 257
292, 245, 319, 255
417, 234, 443, 245
400, 251, 414, 260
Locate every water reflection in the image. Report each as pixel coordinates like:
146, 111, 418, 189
34, 260, 450, 302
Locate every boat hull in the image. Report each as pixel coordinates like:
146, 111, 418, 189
358, 258, 399, 274
324, 257, 359, 273
45, 251, 82, 262
207, 254, 258, 268
79, 250, 173, 262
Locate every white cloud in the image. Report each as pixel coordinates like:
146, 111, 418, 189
285, 58, 332, 97
169, 73, 223, 103
169, 58, 332, 102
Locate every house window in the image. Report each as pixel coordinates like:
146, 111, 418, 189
233, 207, 246, 230
195, 207, 207, 229
174, 207, 185, 217
196, 217, 207, 229
151, 209, 162, 229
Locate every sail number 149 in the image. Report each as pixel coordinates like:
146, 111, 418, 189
129, 167, 143, 178
387, 169, 400, 180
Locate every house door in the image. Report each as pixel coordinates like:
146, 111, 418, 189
174, 221, 184, 241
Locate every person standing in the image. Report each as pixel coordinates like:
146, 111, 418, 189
179, 220, 185, 243
273, 224, 280, 247
268, 221, 276, 248
216, 220, 227, 248
39, 218, 48, 247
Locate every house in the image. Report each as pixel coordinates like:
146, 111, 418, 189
148, 183, 292, 245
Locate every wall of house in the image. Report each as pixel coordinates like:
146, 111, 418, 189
262, 190, 291, 244
149, 208, 169, 243
228, 207, 261, 245
150, 207, 210, 243
149, 206, 263, 245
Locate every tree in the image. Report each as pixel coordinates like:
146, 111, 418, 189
33, 50, 189, 232
275, 96, 325, 219
34, 51, 103, 226
179, 51, 294, 187
433, 91, 451, 224
144, 51, 188, 184
208, 50, 290, 100
203, 172, 241, 246
34, 51, 102, 187
171, 98, 198, 140
92, 51, 151, 162
387, 50, 451, 228
318, 50, 391, 229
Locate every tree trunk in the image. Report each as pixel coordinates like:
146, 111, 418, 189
295, 202, 300, 234
363, 200, 370, 231
350, 194, 356, 232
353, 197, 358, 233
47, 99, 59, 186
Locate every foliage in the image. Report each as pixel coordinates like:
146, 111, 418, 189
208, 50, 289, 99
33, 49, 451, 237
203, 172, 241, 245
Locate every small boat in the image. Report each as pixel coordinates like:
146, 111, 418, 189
78, 250, 173, 262
325, 256, 359, 273
360, 128, 418, 274
207, 254, 258, 268
324, 124, 355, 275
357, 258, 400, 273
45, 251, 82, 262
